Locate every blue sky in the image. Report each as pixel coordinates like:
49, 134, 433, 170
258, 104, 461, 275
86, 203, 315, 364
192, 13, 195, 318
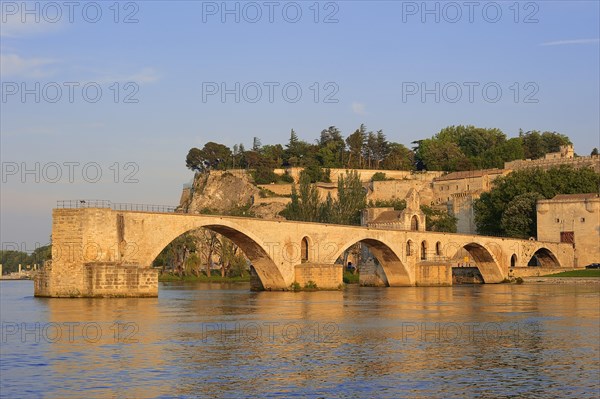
1, 0, 599, 249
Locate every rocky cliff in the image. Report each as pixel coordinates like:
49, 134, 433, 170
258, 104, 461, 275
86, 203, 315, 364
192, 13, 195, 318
178, 171, 287, 219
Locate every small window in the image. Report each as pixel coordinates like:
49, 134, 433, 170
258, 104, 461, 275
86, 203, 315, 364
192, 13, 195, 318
580, 217, 585, 222
301, 237, 309, 262
560, 231, 574, 244
555, 218, 560, 223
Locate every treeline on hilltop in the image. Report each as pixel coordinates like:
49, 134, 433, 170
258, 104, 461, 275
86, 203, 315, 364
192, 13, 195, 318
0, 245, 51, 275
185, 125, 585, 183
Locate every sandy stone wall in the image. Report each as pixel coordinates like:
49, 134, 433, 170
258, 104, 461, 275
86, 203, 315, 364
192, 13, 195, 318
368, 180, 433, 205
294, 263, 343, 289
84, 263, 158, 297
415, 262, 452, 286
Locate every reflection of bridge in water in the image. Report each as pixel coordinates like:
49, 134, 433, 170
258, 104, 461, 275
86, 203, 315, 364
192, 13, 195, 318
34, 200, 575, 297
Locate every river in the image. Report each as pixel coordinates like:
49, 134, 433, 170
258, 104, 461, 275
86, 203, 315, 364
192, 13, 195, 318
1, 281, 599, 398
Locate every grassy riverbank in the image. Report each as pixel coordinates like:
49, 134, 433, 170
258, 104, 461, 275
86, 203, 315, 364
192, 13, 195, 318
343, 271, 359, 284
543, 269, 600, 278
159, 273, 251, 283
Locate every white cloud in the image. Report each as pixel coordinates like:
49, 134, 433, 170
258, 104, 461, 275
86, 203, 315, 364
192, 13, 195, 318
352, 102, 367, 115
0, 14, 63, 37
95, 67, 160, 84
0, 53, 57, 78
541, 38, 600, 46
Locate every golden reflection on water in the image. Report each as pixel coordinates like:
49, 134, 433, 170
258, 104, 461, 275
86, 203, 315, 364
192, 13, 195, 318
1, 281, 598, 398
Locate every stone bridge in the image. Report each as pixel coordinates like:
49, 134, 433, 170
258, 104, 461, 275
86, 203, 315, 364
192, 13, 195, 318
34, 206, 575, 297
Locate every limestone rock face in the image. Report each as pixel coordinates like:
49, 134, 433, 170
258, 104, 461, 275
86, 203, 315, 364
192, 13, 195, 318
179, 171, 286, 220
180, 171, 260, 214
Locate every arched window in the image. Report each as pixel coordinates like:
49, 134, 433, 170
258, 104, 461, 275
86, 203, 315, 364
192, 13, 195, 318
435, 242, 442, 256
510, 254, 517, 267
421, 241, 427, 260
301, 237, 309, 262
411, 215, 419, 231
406, 240, 413, 256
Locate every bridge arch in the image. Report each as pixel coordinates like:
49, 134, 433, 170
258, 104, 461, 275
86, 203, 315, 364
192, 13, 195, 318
146, 219, 286, 290
527, 247, 561, 268
333, 237, 412, 286
451, 242, 504, 283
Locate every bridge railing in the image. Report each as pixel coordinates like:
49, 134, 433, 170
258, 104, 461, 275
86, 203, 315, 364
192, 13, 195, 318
57, 200, 177, 213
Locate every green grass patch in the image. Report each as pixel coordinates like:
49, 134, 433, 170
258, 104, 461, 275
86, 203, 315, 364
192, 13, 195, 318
543, 269, 600, 278
159, 273, 250, 283
343, 271, 360, 284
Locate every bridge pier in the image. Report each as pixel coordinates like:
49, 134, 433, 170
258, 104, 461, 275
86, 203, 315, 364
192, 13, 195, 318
35, 263, 158, 297
294, 263, 343, 289
415, 261, 452, 286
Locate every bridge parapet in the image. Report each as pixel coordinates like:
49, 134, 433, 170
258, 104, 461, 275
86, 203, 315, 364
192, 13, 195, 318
57, 200, 177, 213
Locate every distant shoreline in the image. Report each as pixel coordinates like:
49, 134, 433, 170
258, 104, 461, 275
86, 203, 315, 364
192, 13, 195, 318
523, 277, 600, 284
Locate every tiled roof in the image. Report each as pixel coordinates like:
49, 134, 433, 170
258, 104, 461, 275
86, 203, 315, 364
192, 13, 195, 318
371, 210, 402, 224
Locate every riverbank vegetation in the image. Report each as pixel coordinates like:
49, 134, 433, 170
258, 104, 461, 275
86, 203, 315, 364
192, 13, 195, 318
159, 271, 250, 283
543, 270, 600, 278
0, 245, 51, 274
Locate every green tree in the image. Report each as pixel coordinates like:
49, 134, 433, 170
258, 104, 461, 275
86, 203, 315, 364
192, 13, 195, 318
252, 137, 262, 152
186, 147, 205, 172
331, 170, 366, 225
281, 171, 366, 225
0, 250, 30, 274
186, 142, 232, 172
500, 192, 544, 238
382, 143, 414, 170
520, 130, 571, 159
415, 139, 471, 171
540, 131, 571, 153
420, 206, 457, 233
371, 172, 388, 181
346, 125, 366, 168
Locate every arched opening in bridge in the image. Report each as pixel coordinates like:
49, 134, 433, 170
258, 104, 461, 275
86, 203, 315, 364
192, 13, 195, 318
150, 224, 286, 290
411, 215, 419, 231
406, 240, 414, 257
301, 237, 309, 262
435, 241, 442, 257
511, 254, 517, 267
450, 243, 503, 284
421, 241, 427, 260
336, 238, 411, 287
527, 248, 560, 268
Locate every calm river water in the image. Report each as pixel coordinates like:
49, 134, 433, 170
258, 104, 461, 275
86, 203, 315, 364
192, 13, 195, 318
1, 281, 599, 398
